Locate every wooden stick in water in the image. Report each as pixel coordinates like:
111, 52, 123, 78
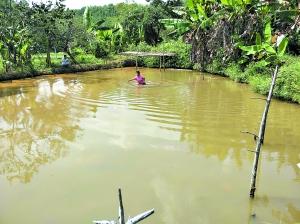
118, 188, 125, 224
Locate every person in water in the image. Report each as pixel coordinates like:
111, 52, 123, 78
128, 70, 146, 85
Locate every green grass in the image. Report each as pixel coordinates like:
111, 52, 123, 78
31, 52, 106, 70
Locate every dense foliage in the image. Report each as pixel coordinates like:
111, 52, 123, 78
0, 0, 299, 103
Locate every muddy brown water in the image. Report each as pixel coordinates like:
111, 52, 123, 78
0, 68, 299, 224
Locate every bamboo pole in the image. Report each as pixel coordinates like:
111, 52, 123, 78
159, 56, 162, 71
163, 54, 165, 71
118, 188, 125, 224
249, 65, 279, 198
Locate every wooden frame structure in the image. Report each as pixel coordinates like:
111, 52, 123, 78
120, 51, 176, 71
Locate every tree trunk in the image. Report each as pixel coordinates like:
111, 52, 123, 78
249, 65, 279, 198
65, 49, 83, 69
46, 38, 51, 67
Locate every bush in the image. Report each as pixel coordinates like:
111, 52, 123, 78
244, 61, 271, 78
76, 54, 101, 64
95, 43, 109, 58
205, 59, 224, 75
274, 56, 300, 103
155, 40, 192, 69
127, 42, 152, 52
249, 75, 271, 95
193, 63, 201, 71
223, 61, 272, 83
72, 47, 86, 56
224, 64, 246, 82
244, 55, 300, 103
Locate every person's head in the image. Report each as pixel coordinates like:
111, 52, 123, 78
63, 55, 67, 59
136, 70, 140, 76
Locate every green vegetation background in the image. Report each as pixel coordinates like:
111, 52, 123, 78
0, 0, 299, 103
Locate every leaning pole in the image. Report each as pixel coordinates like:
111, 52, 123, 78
249, 65, 279, 198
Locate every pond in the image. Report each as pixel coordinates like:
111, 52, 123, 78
0, 67, 299, 224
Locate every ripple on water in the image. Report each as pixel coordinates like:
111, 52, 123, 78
127, 79, 181, 88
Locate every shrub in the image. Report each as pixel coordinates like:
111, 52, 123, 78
205, 59, 224, 75
244, 61, 272, 78
224, 64, 246, 82
127, 42, 152, 52
249, 75, 271, 95
193, 63, 201, 70
76, 54, 101, 64
155, 40, 192, 69
95, 43, 109, 58
274, 56, 300, 103
73, 47, 86, 56
245, 55, 300, 103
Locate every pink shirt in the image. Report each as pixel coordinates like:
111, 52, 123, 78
135, 75, 145, 84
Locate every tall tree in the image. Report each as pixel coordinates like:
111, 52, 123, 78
30, 0, 73, 66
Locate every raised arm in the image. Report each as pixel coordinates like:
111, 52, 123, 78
128, 77, 136, 82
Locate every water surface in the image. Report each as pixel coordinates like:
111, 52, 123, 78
0, 68, 299, 224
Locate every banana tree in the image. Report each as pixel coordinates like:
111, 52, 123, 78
160, 0, 248, 37
0, 27, 32, 71
160, 18, 192, 37
83, 7, 124, 56
111, 23, 125, 53
0, 41, 10, 72
239, 20, 288, 64
220, 0, 253, 7
159, 0, 216, 38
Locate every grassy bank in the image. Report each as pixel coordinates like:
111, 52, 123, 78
0, 52, 128, 82
205, 55, 300, 104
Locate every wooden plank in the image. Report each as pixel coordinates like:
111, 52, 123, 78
159, 56, 161, 70
120, 51, 176, 57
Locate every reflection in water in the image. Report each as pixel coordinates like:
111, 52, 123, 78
0, 78, 83, 183
0, 68, 299, 224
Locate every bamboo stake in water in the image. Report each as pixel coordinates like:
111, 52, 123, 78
118, 188, 125, 224
250, 65, 279, 198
